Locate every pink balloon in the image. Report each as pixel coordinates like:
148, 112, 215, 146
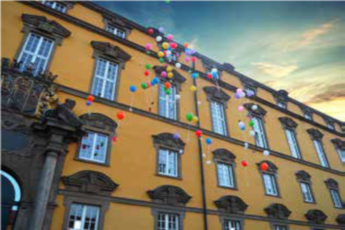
167, 34, 173, 40
238, 105, 244, 112
185, 57, 190, 62
236, 88, 243, 94
161, 71, 167, 77
145, 43, 152, 50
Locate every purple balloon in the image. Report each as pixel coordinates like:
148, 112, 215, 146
86, 101, 92, 106
247, 91, 254, 97
173, 133, 179, 140
235, 92, 241, 99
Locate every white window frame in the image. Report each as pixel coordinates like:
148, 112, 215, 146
158, 148, 178, 177
304, 113, 312, 120
106, 25, 126, 38
327, 123, 335, 130
68, 203, 100, 230
223, 219, 241, 230
158, 83, 177, 120
263, 173, 278, 196
313, 140, 329, 167
217, 163, 235, 188
17, 32, 54, 76
336, 148, 345, 163
210, 100, 227, 136
285, 129, 301, 159
277, 101, 286, 109
79, 131, 109, 163
330, 189, 343, 208
300, 182, 314, 203
42, 0, 67, 12
274, 225, 288, 230
91, 58, 119, 101
252, 117, 268, 148
157, 212, 179, 230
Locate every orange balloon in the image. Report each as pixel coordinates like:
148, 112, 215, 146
117, 112, 125, 120
261, 162, 269, 171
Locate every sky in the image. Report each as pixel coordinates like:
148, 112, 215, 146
95, 1, 345, 121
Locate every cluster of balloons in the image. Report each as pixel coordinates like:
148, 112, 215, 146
207, 68, 219, 79
186, 112, 198, 123
86, 95, 95, 106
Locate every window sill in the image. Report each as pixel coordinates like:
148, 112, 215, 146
155, 173, 182, 180
265, 193, 281, 198
218, 185, 238, 191
74, 157, 110, 167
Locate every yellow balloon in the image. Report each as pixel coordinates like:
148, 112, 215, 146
193, 116, 199, 122
190, 85, 197, 92
167, 66, 173, 72
162, 42, 169, 49
168, 72, 174, 78
158, 51, 164, 57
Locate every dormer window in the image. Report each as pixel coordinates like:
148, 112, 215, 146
103, 13, 132, 39
277, 101, 287, 109
244, 86, 256, 96
42, 0, 67, 13
106, 25, 126, 39
327, 121, 335, 130
304, 112, 312, 120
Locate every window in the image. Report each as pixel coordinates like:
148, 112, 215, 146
42, 1, 67, 12
210, 100, 227, 135
159, 83, 177, 120
285, 129, 301, 159
313, 140, 329, 167
274, 225, 288, 230
217, 163, 235, 188
331, 189, 343, 208
105, 25, 126, 38
17, 33, 54, 76
244, 87, 256, 96
91, 58, 119, 100
336, 148, 345, 163
327, 122, 335, 130
158, 149, 178, 177
277, 101, 286, 109
79, 131, 109, 163
304, 113, 312, 120
68, 204, 100, 230
263, 173, 278, 196
252, 117, 268, 148
300, 182, 314, 203
157, 213, 179, 230
223, 219, 241, 230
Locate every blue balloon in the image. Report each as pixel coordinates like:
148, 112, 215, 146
192, 73, 199, 79
206, 137, 212, 145
86, 101, 92, 106
153, 77, 160, 84
151, 79, 156, 86
130, 85, 137, 92
212, 72, 218, 78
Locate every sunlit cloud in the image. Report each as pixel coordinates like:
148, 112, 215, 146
251, 62, 298, 78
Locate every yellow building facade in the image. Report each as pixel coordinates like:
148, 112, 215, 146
1, 2, 345, 230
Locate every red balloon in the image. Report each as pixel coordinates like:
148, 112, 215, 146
241, 160, 248, 167
165, 82, 171, 89
184, 42, 189, 48
170, 42, 177, 49
117, 112, 125, 120
191, 57, 197, 62
87, 95, 95, 102
144, 70, 150, 76
261, 162, 269, 171
195, 130, 202, 137
148, 28, 154, 34
147, 82, 151, 88
207, 73, 213, 79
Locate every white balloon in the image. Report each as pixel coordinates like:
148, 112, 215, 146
244, 142, 249, 149
175, 62, 182, 68
249, 130, 256, 137
252, 104, 258, 110
166, 50, 172, 56
206, 160, 211, 165
263, 150, 270, 156
179, 149, 184, 154
240, 92, 246, 98
175, 94, 181, 100
197, 101, 202, 105
202, 154, 206, 158
211, 68, 217, 73
156, 36, 162, 42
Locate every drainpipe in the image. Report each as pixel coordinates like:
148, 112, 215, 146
191, 63, 209, 230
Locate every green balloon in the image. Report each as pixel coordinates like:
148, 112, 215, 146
186, 113, 193, 122
145, 64, 151, 70
249, 120, 254, 127
165, 89, 171, 95
141, 82, 148, 89
159, 58, 165, 63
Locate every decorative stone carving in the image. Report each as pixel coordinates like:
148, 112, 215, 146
307, 128, 324, 140
91, 41, 131, 63
222, 63, 235, 71
257, 161, 278, 173
272, 90, 289, 103
200, 55, 223, 73
264, 203, 291, 219
295, 170, 311, 182
279, 117, 298, 129
152, 133, 185, 150
203, 86, 230, 102
324, 178, 338, 189
103, 12, 132, 29
1, 58, 59, 118
22, 14, 71, 38
214, 195, 248, 214
336, 214, 345, 225
80, 113, 117, 132
153, 66, 186, 84
331, 138, 345, 150
62, 171, 118, 195
305, 209, 327, 224
212, 149, 236, 162
244, 103, 267, 117
240, 77, 258, 93
147, 185, 191, 206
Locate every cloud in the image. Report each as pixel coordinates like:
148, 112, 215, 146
188, 37, 200, 50
302, 83, 345, 104
251, 62, 298, 78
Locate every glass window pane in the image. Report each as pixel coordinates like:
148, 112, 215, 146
210, 101, 227, 135
313, 140, 329, 167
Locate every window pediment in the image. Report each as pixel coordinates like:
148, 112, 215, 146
212, 149, 236, 162
279, 117, 298, 129
307, 128, 323, 140
103, 12, 133, 30
257, 160, 278, 173
153, 66, 186, 84
79, 113, 117, 133
264, 203, 291, 219
305, 209, 327, 224
272, 90, 289, 103
336, 214, 345, 225
203, 86, 230, 102
331, 138, 345, 150
91, 41, 131, 63
295, 170, 311, 182
325, 178, 338, 189
152, 133, 185, 150
22, 14, 71, 38
147, 185, 191, 206
214, 195, 248, 214
244, 103, 267, 117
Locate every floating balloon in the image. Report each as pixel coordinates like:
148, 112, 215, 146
249, 130, 256, 137
252, 104, 258, 110
129, 85, 137, 92
141, 82, 148, 89
161, 71, 167, 77
148, 28, 154, 34
192, 73, 199, 79
173, 133, 179, 140
238, 121, 245, 130
247, 91, 255, 97
162, 42, 169, 49
206, 137, 212, 145
240, 92, 246, 98
168, 72, 173, 78
175, 62, 182, 68
190, 85, 197, 92
241, 160, 248, 167
249, 120, 254, 127
235, 92, 241, 99
175, 94, 181, 100
144, 70, 150, 76
158, 51, 165, 58
165, 88, 171, 95
185, 57, 190, 62
156, 36, 163, 42
186, 113, 193, 122
117, 111, 125, 120
152, 77, 160, 85
206, 160, 211, 165
159, 58, 165, 63
179, 149, 184, 154
195, 130, 202, 137
191, 57, 197, 62
236, 88, 243, 94
165, 82, 171, 89
87, 95, 95, 102
170, 42, 177, 49
192, 116, 199, 123
263, 150, 270, 156
238, 105, 244, 112
145, 64, 151, 70
111, 136, 117, 142
261, 162, 269, 171
212, 72, 218, 79
185, 48, 192, 56
211, 68, 218, 73
207, 73, 213, 79
244, 142, 249, 149
167, 34, 173, 40
167, 66, 173, 72
184, 42, 189, 48
145, 43, 153, 50
86, 101, 92, 106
